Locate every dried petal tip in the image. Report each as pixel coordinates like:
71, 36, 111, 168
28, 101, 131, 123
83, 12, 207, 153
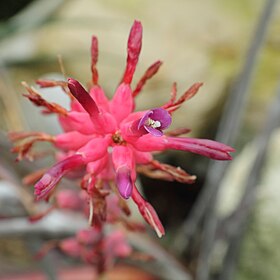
116, 166, 133, 199
138, 108, 172, 137
143, 203, 165, 238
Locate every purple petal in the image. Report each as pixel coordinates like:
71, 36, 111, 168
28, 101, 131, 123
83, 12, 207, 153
138, 110, 153, 130
149, 108, 172, 129
116, 166, 133, 199
144, 125, 163, 137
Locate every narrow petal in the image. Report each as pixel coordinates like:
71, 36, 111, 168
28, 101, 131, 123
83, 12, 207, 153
91, 36, 99, 85
34, 154, 85, 200
131, 135, 234, 160
163, 82, 203, 113
122, 20, 143, 84
133, 60, 162, 97
68, 78, 99, 118
167, 137, 235, 160
22, 82, 68, 116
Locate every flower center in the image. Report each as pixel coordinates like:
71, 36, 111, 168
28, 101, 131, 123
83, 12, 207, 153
112, 131, 125, 144
147, 118, 161, 128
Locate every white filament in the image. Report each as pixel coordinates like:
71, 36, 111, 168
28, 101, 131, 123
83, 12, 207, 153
147, 118, 161, 128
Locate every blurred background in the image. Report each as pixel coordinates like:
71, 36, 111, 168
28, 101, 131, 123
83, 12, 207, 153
0, 0, 280, 279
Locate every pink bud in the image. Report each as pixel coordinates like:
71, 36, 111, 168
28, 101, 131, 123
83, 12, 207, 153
112, 146, 135, 199
76, 228, 100, 245
60, 238, 81, 257
104, 231, 132, 258
122, 20, 143, 84
56, 189, 83, 210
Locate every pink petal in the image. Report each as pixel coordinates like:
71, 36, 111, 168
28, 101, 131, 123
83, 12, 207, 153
62, 112, 97, 134
89, 86, 110, 112
55, 131, 93, 150
78, 137, 110, 163
110, 83, 133, 123
86, 154, 108, 175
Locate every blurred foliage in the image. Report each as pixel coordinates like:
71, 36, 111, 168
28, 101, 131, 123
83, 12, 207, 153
0, 0, 34, 21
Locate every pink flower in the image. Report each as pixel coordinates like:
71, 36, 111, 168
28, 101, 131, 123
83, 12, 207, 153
11, 20, 234, 237
58, 228, 131, 268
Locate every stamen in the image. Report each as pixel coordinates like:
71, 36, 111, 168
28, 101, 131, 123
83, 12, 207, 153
147, 118, 161, 128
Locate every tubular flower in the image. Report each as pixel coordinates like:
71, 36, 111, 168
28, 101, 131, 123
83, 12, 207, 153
11, 20, 234, 238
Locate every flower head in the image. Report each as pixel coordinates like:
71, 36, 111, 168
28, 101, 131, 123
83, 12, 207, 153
11, 20, 234, 238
